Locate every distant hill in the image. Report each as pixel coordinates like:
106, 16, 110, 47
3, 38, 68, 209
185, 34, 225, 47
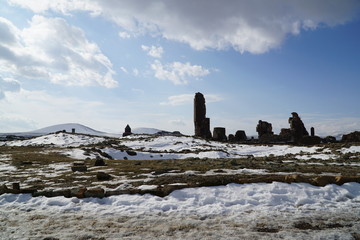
0, 123, 110, 138
132, 127, 164, 135
29, 123, 107, 136
0, 124, 180, 139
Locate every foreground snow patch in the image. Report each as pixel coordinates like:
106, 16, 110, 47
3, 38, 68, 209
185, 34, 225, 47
1, 182, 359, 240
1, 182, 359, 216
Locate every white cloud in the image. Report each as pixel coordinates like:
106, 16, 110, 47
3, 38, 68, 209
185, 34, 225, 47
131, 88, 144, 94
169, 119, 186, 126
119, 31, 131, 39
0, 77, 20, 99
132, 68, 139, 76
160, 93, 222, 106
0, 112, 38, 132
141, 45, 163, 58
7, 0, 100, 15
8, 0, 360, 54
0, 88, 106, 132
304, 117, 360, 137
0, 15, 117, 88
120, 66, 128, 74
151, 60, 210, 85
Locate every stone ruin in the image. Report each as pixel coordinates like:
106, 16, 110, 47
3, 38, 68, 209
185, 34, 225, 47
253, 113, 322, 144
213, 127, 227, 141
194, 92, 212, 139
310, 127, 315, 137
194, 92, 251, 142
288, 112, 309, 142
229, 130, 247, 142
192, 92, 350, 145
256, 120, 273, 138
286, 112, 323, 145
122, 124, 132, 137
342, 131, 360, 142
235, 130, 247, 141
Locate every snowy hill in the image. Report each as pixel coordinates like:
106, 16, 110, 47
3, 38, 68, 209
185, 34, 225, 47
132, 127, 165, 134
0, 123, 110, 137
29, 123, 106, 136
132, 127, 182, 135
0, 124, 178, 138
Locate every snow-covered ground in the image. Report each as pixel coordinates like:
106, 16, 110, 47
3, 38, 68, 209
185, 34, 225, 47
0, 132, 105, 147
1, 132, 360, 239
1, 132, 348, 160
0, 182, 359, 239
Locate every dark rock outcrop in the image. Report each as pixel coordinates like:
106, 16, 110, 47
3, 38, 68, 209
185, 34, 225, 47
84, 188, 105, 198
70, 187, 87, 198
0, 184, 9, 195
96, 172, 112, 181
94, 156, 106, 166
71, 161, 87, 172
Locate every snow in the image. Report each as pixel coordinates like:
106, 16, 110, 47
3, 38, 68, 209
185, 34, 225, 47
341, 146, 360, 154
2, 133, 360, 160
132, 127, 164, 134
1, 132, 360, 238
30, 123, 107, 135
295, 153, 338, 160
137, 185, 158, 190
121, 135, 322, 158
0, 132, 105, 147
0, 164, 16, 172
0, 182, 359, 239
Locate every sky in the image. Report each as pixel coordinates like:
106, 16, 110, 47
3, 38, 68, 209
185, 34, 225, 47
0, 0, 360, 136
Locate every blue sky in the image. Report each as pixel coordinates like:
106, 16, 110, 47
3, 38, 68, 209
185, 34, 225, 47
0, 0, 360, 136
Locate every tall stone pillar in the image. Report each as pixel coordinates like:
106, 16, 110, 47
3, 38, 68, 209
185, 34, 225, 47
194, 92, 212, 138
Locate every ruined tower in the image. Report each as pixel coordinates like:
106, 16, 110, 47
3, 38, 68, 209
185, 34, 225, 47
194, 92, 212, 138
288, 112, 309, 143
122, 124, 132, 137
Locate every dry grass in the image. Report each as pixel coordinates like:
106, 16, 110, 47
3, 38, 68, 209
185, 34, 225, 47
1, 142, 360, 197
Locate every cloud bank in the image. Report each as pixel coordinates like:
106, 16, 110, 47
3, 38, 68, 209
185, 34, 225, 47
141, 45, 163, 58
0, 77, 20, 99
0, 15, 117, 88
8, 0, 360, 54
151, 60, 210, 85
